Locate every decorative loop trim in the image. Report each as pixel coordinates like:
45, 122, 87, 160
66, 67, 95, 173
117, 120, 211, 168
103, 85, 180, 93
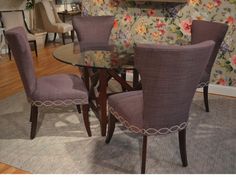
197, 81, 209, 88
109, 106, 188, 136
31, 98, 88, 107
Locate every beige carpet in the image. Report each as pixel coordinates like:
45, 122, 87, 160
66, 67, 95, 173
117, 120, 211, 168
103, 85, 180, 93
0, 91, 235, 174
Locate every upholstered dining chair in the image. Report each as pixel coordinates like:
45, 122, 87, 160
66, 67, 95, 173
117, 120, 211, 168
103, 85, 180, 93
105, 41, 215, 174
72, 15, 114, 46
72, 15, 115, 89
0, 10, 38, 60
37, 0, 74, 45
191, 20, 228, 112
5, 27, 91, 139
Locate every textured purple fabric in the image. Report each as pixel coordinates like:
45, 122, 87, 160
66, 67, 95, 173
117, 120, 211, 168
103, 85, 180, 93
32, 74, 88, 102
191, 20, 228, 83
5, 27, 88, 105
109, 41, 215, 132
108, 91, 143, 128
5, 27, 36, 98
72, 16, 114, 45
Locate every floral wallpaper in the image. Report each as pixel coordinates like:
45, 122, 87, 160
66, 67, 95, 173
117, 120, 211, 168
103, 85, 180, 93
82, 0, 236, 87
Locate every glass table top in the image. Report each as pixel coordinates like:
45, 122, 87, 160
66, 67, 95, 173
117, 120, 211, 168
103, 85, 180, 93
53, 43, 135, 69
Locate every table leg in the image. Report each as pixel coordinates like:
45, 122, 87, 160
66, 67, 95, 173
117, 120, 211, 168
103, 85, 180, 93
98, 69, 108, 136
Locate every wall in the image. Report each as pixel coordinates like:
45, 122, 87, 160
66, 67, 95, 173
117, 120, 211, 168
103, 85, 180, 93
83, 0, 236, 87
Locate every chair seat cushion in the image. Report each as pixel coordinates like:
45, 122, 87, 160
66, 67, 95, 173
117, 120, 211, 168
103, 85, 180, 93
108, 90, 188, 135
32, 74, 88, 106
108, 91, 144, 130
55, 23, 73, 33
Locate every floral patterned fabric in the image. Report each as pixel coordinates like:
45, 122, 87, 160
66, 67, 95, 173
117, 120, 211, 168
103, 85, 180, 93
82, 0, 236, 87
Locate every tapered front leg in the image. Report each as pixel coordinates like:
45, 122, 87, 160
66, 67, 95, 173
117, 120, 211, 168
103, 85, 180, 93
105, 113, 116, 144
178, 128, 188, 167
82, 104, 91, 137
203, 86, 209, 112
141, 135, 148, 174
30, 105, 38, 139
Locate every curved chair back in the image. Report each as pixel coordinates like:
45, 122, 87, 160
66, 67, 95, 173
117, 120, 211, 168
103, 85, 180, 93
191, 20, 228, 76
72, 16, 114, 45
37, 0, 63, 32
0, 10, 30, 33
5, 27, 36, 99
134, 41, 215, 130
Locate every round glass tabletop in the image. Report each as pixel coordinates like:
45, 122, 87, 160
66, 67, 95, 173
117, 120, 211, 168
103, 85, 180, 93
53, 43, 135, 69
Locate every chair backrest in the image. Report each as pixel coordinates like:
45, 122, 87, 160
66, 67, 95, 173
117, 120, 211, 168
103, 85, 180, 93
134, 41, 215, 130
37, 0, 61, 31
5, 27, 36, 99
72, 16, 114, 45
0, 10, 29, 32
191, 20, 228, 76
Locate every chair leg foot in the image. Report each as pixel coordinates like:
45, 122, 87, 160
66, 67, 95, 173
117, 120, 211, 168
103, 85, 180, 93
34, 40, 38, 57
203, 86, 209, 112
178, 128, 188, 167
62, 33, 66, 45
8, 45, 11, 60
76, 105, 81, 114
30, 105, 38, 139
71, 30, 74, 42
105, 113, 116, 144
44, 33, 48, 46
53, 33, 57, 42
141, 135, 147, 174
82, 104, 92, 137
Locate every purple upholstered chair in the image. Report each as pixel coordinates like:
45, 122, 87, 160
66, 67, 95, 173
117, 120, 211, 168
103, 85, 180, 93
72, 15, 114, 47
105, 41, 215, 174
191, 20, 228, 112
5, 27, 91, 139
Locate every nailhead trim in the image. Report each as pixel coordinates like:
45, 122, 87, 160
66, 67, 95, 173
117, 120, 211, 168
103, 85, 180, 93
197, 81, 209, 88
109, 106, 188, 136
31, 98, 88, 107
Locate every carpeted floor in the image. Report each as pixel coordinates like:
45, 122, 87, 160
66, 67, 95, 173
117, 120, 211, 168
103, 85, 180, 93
0, 91, 235, 174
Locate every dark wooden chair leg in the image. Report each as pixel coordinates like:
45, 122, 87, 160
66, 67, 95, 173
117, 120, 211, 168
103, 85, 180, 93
203, 86, 209, 112
8, 45, 11, 60
62, 33, 66, 45
82, 104, 92, 137
44, 33, 48, 46
76, 105, 81, 113
53, 33, 57, 42
33, 40, 38, 57
71, 30, 74, 42
30, 105, 38, 139
141, 135, 148, 174
121, 71, 126, 91
178, 128, 188, 167
105, 113, 116, 144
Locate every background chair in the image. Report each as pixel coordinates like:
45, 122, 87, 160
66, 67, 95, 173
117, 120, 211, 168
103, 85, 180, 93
5, 27, 91, 139
106, 41, 215, 173
0, 10, 38, 60
191, 20, 228, 112
37, 0, 74, 45
72, 15, 114, 46
72, 15, 115, 93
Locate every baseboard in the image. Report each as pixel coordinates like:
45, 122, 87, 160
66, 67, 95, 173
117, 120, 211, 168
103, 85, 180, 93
197, 84, 236, 97
126, 72, 236, 97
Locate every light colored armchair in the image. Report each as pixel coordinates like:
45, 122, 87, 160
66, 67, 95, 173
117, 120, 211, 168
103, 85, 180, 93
37, 0, 74, 45
0, 10, 38, 60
